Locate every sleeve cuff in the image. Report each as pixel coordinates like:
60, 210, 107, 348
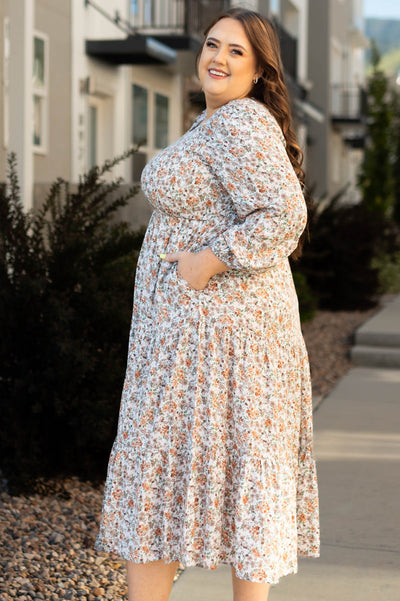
209, 235, 242, 270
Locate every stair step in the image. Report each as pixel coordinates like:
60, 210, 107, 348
354, 295, 400, 350
351, 345, 400, 369
354, 331, 400, 348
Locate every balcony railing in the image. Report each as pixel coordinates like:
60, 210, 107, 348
130, 0, 230, 37
331, 85, 368, 122
272, 18, 297, 81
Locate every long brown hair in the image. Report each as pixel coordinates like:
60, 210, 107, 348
196, 7, 312, 260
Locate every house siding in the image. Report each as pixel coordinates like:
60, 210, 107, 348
34, 0, 72, 186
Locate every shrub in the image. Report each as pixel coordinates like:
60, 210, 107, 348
371, 251, 400, 294
295, 192, 400, 310
292, 271, 317, 322
0, 151, 145, 493
358, 41, 395, 216
392, 90, 400, 226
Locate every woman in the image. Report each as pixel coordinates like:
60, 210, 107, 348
95, 7, 320, 601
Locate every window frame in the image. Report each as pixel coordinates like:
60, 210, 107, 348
88, 100, 100, 170
132, 83, 150, 183
154, 91, 169, 150
32, 31, 49, 155
131, 82, 170, 183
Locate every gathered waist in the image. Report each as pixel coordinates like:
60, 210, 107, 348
152, 207, 239, 229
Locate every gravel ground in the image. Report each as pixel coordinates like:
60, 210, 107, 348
0, 303, 383, 600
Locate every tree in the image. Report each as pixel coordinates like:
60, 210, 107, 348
392, 87, 400, 225
358, 41, 394, 215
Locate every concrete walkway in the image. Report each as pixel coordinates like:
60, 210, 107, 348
170, 296, 400, 601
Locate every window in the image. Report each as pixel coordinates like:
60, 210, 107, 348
154, 93, 169, 149
332, 134, 341, 184
132, 84, 148, 145
33, 96, 43, 147
32, 33, 48, 152
131, 83, 170, 182
132, 84, 148, 181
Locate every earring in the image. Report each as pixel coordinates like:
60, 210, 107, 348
253, 77, 259, 84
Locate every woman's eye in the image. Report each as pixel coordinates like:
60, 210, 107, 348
205, 41, 242, 55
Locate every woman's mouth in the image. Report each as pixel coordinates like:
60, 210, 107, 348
208, 69, 229, 79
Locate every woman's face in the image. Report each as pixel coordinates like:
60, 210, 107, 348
198, 17, 261, 115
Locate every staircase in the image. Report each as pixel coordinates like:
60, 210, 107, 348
351, 295, 400, 368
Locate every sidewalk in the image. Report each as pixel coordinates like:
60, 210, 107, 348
170, 295, 400, 601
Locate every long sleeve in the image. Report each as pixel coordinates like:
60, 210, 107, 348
203, 99, 307, 271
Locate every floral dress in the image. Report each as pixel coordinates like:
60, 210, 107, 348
94, 97, 320, 584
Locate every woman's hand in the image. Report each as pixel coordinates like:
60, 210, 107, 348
161, 248, 230, 290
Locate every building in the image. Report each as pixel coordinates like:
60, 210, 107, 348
307, 0, 369, 204
3, 0, 229, 225
0, 0, 366, 226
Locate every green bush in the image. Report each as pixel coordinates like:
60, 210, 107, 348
0, 151, 145, 493
371, 251, 400, 294
292, 271, 317, 322
295, 192, 400, 310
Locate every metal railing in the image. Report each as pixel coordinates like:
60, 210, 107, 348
130, 0, 230, 36
272, 18, 297, 81
331, 85, 368, 121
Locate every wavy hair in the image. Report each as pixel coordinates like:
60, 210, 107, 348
195, 7, 312, 260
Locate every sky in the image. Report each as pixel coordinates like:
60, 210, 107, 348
364, 0, 400, 19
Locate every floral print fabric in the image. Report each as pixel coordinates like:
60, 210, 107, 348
95, 97, 320, 584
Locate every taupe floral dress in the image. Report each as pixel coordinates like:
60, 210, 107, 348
95, 97, 320, 584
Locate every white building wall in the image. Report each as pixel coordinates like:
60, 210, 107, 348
348, 0, 368, 86
71, 0, 183, 187
85, 0, 128, 40
329, 0, 367, 203
113, 66, 133, 179
71, 0, 88, 182
7, 0, 34, 208
71, 0, 137, 182
295, 0, 308, 84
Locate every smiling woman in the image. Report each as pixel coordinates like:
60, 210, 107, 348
95, 8, 320, 601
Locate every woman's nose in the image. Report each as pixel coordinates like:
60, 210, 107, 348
213, 46, 228, 63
